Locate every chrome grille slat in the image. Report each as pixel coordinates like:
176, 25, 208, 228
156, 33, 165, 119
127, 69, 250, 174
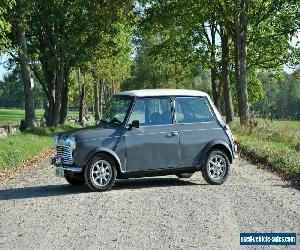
56, 145, 73, 165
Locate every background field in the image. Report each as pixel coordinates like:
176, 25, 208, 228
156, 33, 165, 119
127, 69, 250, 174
0, 109, 79, 126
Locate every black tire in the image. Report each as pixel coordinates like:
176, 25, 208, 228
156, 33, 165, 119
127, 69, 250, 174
64, 171, 85, 185
176, 173, 194, 178
202, 150, 230, 185
84, 153, 117, 192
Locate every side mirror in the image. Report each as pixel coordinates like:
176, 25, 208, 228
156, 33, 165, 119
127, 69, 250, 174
130, 120, 140, 129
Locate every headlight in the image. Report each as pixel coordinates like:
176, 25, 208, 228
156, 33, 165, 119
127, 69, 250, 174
53, 135, 76, 149
65, 137, 71, 144
70, 136, 76, 150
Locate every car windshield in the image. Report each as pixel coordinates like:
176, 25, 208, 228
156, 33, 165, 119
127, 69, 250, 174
101, 95, 133, 124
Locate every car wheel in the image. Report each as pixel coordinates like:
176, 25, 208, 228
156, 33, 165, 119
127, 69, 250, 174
176, 173, 194, 178
64, 171, 85, 185
84, 153, 117, 192
202, 150, 230, 185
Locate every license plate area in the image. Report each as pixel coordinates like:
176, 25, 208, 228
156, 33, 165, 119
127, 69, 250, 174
55, 167, 65, 178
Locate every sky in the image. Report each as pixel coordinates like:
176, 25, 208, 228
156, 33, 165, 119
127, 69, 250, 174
0, 54, 11, 81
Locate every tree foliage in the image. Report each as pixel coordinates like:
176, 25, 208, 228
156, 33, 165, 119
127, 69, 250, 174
0, 0, 299, 127
0, 0, 14, 50
253, 70, 300, 119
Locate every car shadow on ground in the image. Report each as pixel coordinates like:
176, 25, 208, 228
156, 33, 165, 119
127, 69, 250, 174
0, 177, 202, 200
272, 184, 300, 190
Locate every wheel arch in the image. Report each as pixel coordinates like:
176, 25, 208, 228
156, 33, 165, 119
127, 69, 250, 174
199, 140, 233, 167
84, 147, 123, 175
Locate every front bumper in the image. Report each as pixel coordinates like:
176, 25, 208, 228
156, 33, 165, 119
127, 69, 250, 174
50, 156, 83, 173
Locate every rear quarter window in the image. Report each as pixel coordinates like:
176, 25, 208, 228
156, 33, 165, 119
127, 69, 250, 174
175, 97, 214, 124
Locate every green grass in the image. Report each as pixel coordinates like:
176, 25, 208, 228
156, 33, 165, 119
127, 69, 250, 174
0, 122, 85, 171
231, 119, 300, 181
0, 109, 79, 126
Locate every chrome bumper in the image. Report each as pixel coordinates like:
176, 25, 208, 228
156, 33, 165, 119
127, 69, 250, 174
233, 143, 239, 159
50, 156, 83, 173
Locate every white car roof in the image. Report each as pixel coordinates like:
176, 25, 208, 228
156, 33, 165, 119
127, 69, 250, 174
118, 89, 209, 97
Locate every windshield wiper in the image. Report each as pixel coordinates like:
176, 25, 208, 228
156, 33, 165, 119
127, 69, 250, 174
96, 119, 108, 126
110, 117, 122, 124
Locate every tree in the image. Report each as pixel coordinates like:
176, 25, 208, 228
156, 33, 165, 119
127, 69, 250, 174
88, 20, 133, 121
220, 0, 300, 124
0, 0, 13, 51
141, 0, 300, 125
220, 25, 234, 123
91, 65, 100, 120
232, 0, 249, 125
16, 0, 135, 126
253, 70, 300, 119
78, 69, 87, 123
11, 0, 37, 128
123, 33, 196, 91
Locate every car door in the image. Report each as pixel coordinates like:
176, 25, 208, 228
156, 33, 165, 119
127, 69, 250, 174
175, 96, 224, 167
124, 97, 180, 172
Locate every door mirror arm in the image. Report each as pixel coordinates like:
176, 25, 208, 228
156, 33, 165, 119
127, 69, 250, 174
128, 120, 140, 130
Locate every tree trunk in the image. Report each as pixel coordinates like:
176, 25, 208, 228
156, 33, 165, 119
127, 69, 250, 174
103, 80, 110, 108
220, 26, 234, 123
78, 70, 86, 123
59, 67, 69, 124
39, 47, 64, 127
99, 79, 104, 118
234, 0, 249, 125
52, 65, 66, 126
210, 23, 219, 108
15, 0, 37, 129
110, 80, 114, 100
92, 67, 100, 121
211, 67, 218, 107
45, 72, 56, 126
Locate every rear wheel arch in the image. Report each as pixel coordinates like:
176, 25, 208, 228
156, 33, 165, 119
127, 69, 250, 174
208, 144, 233, 164
200, 141, 233, 167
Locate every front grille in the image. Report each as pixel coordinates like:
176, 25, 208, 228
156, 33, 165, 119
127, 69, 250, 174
56, 145, 73, 165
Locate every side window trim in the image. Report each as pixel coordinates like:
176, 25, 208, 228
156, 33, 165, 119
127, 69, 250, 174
174, 96, 216, 124
128, 96, 175, 127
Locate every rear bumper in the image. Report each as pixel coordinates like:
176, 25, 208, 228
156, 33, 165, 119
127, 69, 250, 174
233, 143, 239, 159
50, 156, 83, 173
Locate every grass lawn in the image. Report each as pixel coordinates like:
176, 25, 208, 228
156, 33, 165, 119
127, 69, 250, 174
0, 122, 85, 171
0, 109, 79, 126
231, 119, 300, 181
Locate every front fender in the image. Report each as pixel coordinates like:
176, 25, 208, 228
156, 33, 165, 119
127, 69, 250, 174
83, 147, 124, 173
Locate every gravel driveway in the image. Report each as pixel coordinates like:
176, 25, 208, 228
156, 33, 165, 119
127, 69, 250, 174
0, 158, 299, 249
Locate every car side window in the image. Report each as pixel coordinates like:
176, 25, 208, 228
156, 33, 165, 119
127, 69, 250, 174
128, 97, 173, 126
175, 97, 214, 123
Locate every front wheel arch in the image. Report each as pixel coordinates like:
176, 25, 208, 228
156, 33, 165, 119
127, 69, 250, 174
84, 148, 123, 176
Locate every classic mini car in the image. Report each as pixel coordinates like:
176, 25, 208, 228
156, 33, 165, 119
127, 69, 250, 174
51, 89, 237, 191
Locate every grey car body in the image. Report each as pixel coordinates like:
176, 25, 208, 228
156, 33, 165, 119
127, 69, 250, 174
52, 89, 236, 186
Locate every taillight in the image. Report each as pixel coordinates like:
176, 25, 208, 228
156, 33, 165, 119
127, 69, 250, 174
232, 135, 238, 144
